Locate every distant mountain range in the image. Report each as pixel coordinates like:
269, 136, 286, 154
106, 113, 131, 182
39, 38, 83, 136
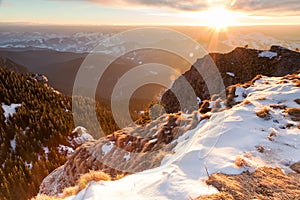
1, 26, 299, 54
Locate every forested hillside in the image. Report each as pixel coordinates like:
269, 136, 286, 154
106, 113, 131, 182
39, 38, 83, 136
0, 67, 74, 199
0, 65, 123, 199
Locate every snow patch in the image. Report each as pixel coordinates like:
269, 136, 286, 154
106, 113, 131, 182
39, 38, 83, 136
234, 87, 247, 102
197, 97, 201, 105
10, 136, 16, 151
25, 161, 33, 169
58, 145, 75, 155
43, 146, 50, 159
124, 152, 131, 161
259, 51, 278, 59
71, 126, 94, 146
2, 103, 21, 122
148, 138, 158, 144
226, 72, 235, 77
102, 142, 114, 156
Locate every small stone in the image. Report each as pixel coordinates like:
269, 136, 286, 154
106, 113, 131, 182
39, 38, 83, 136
256, 146, 265, 153
290, 162, 300, 173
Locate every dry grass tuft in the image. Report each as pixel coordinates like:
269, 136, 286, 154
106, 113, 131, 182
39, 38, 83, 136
256, 146, 265, 153
268, 131, 277, 141
79, 170, 110, 189
285, 108, 300, 121
61, 170, 111, 198
234, 156, 248, 168
239, 100, 252, 106
31, 194, 62, 200
256, 107, 271, 120
195, 193, 234, 200
33, 171, 113, 199
270, 104, 287, 110
257, 97, 267, 101
286, 123, 295, 129
197, 167, 300, 200
286, 108, 300, 116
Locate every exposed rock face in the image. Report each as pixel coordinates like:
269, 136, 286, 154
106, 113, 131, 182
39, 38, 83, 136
162, 46, 300, 113
0, 56, 28, 73
290, 162, 300, 173
39, 111, 207, 195
68, 126, 94, 149
31, 74, 49, 85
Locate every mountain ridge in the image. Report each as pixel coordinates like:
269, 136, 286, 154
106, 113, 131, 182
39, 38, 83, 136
38, 46, 300, 199
39, 68, 300, 200
0, 56, 28, 73
161, 45, 300, 113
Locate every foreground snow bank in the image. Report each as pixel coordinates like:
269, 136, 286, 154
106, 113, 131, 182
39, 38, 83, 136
67, 75, 300, 200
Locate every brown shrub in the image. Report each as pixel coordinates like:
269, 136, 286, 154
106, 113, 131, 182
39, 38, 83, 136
256, 146, 265, 153
31, 194, 61, 200
286, 108, 300, 117
286, 108, 300, 121
256, 107, 271, 120
286, 123, 295, 129
195, 193, 234, 200
268, 131, 277, 141
62, 170, 111, 198
202, 167, 300, 200
234, 156, 247, 168
240, 100, 252, 106
270, 104, 287, 110
257, 97, 266, 101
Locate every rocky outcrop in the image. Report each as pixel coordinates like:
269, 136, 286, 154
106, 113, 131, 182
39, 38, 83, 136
290, 162, 300, 173
39, 111, 209, 195
31, 74, 49, 85
162, 46, 300, 113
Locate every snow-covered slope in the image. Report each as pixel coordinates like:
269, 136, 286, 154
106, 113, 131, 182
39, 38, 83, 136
65, 73, 300, 200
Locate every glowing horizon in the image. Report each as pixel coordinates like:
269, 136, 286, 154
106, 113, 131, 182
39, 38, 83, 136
0, 0, 300, 26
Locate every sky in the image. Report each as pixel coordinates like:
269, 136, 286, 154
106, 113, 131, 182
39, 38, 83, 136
0, 0, 300, 26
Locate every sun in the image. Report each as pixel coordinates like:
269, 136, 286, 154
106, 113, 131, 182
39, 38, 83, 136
203, 7, 235, 31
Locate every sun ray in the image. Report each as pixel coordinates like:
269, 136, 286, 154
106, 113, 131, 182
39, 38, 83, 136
201, 6, 237, 32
